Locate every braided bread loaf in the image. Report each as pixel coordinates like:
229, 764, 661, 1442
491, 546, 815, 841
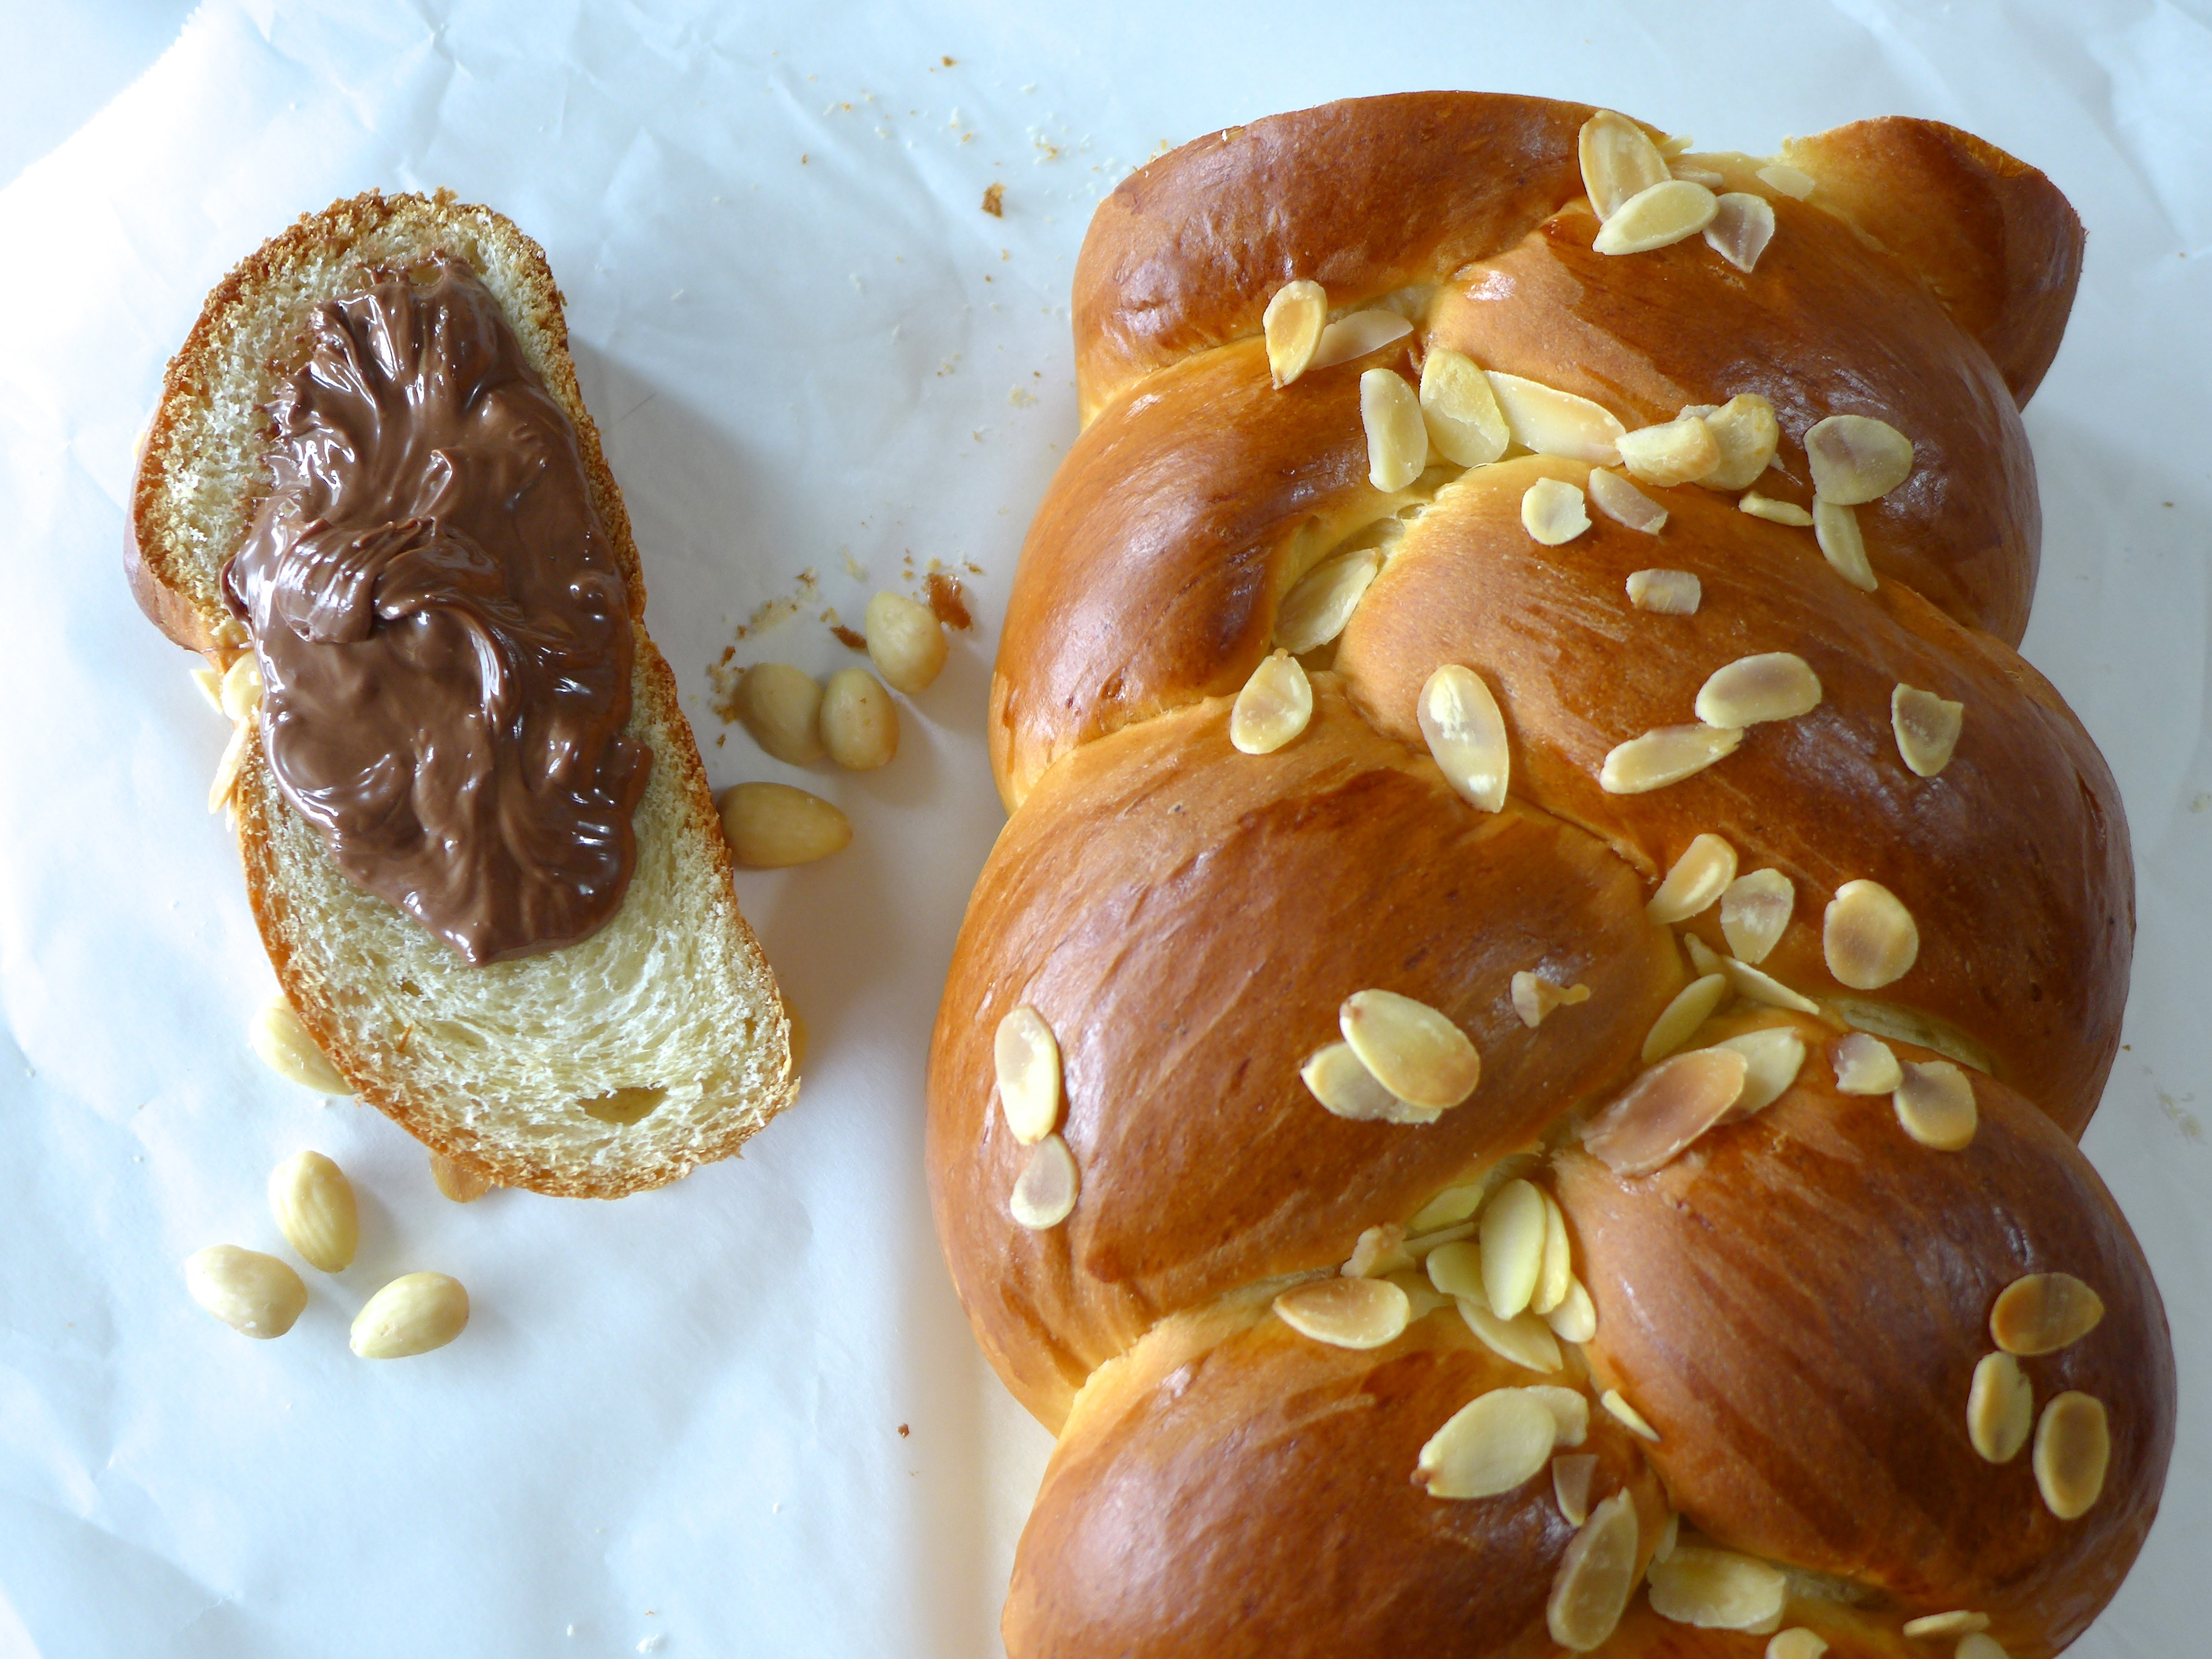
926, 93, 2172, 1658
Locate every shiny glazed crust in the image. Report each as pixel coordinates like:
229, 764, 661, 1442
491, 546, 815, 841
927, 93, 2168, 1657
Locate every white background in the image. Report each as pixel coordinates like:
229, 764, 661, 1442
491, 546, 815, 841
0, 2, 2205, 1654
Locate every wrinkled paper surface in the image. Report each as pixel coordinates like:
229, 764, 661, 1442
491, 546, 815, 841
0, 2, 2205, 1653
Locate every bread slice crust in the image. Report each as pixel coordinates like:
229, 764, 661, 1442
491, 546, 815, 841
131, 189, 795, 1198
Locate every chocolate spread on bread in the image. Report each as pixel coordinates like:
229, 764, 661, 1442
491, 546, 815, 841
224, 263, 650, 964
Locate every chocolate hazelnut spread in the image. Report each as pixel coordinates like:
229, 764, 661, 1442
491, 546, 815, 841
224, 263, 650, 964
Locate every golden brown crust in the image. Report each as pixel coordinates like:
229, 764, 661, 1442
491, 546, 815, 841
1007, 1304, 1669, 1659
1557, 1060, 2175, 1656
1782, 119, 2085, 406
1071, 93, 1596, 420
937, 92, 2160, 1658
1333, 457, 2130, 1136
933, 683, 1676, 1420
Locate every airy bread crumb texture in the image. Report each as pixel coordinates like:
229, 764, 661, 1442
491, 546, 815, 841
138, 191, 795, 1196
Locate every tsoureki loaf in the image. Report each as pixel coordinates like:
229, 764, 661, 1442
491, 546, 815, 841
926, 93, 2171, 1657
130, 191, 795, 1198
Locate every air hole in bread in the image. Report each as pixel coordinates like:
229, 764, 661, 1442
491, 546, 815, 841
581, 1086, 668, 1126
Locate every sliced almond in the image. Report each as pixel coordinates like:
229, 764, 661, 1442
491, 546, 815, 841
1587, 467, 1668, 535
1831, 1031, 1903, 1095
1599, 724, 1743, 793
1416, 1388, 1559, 1498
267, 1150, 358, 1274
1696, 652, 1822, 727
1722, 957, 1822, 1015
249, 997, 350, 1095
1579, 110, 1670, 220
1362, 367, 1430, 491
1812, 498, 1877, 591
1274, 545, 1380, 654
1262, 279, 1328, 387
1698, 393, 1781, 490
1547, 1276, 1598, 1344
1720, 869, 1794, 964
1617, 415, 1721, 487
1716, 1028, 1805, 1115
1010, 1134, 1079, 1228
1894, 1060, 1977, 1151
1902, 1611, 1990, 1639
1648, 1545, 1789, 1633
1275, 1277, 1411, 1349
1552, 1452, 1599, 1526
1685, 933, 1726, 977
1626, 568, 1701, 613
1419, 663, 1509, 812
1992, 1273, 2105, 1356
1411, 1183, 1486, 1231
1384, 1266, 1452, 1321
1528, 1384, 1591, 1448
1954, 1636, 2010, 1659
1832, 999, 1993, 1075
2034, 1391, 2110, 1519
1547, 1490, 1640, 1650
1459, 1297, 1566, 1373
1824, 880, 1918, 989
1767, 1630, 1830, 1659
1533, 1189, 1573, 1314
1343, 1222, 1413, 1278
219, 651, 263, 721
1756, 162, 1816, 200
1671, 164, 1725, 189
1892, 685, 1964, 778
1806, 415, 1914, 504
1704, 192, 1777, 272
1512, 971, 1592, 1029
1425, 1239, 1485, 1301
1646, 833, 1737, 924
1593, 180, 1720, 255
1419, 347, 1510, 466
1341, 990, 1480, 1110
208, 719, 251, 812
1301, 1041, 1439, 1125
1599, 1388, 1660, 1441
1586, 1046, 1748, 1174
1523, 477, 1592, 545
1641, 972, 1731, 1062
191, 663, 224, 711
994, 1005, 1063, 1144
1968, 1353, 2035, 1465
1487, 373, 1627, 464
1480, 1179, 1548, 1318
184, 1245, 307, 1340
1739, 491, 1814, 527
1229, 650, 1313, 755
1309, 308, 1414, 371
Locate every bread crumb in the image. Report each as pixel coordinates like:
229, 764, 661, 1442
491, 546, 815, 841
981, 182, 1005, 217
926, 572, 972, 630
897, 1422, 911, 1437
830, 623, 865, 651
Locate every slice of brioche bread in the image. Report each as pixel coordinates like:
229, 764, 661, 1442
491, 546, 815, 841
129, 190, 795, 1198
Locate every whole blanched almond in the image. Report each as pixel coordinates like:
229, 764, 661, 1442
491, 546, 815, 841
186, 1245, 307, 1339
718, 782, 851, 867
351, 1272, 470, 1358
821, 668, 898, 770
249, 997, 351, 1095
864, 591, 948, 693
268, 1150, 358, 1272
733, 663, 825, 765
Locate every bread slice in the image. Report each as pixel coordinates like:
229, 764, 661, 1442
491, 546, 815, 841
128, 189, 796, 1198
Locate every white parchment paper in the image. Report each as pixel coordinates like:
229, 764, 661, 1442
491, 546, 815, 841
0, 2, 2203, 1654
